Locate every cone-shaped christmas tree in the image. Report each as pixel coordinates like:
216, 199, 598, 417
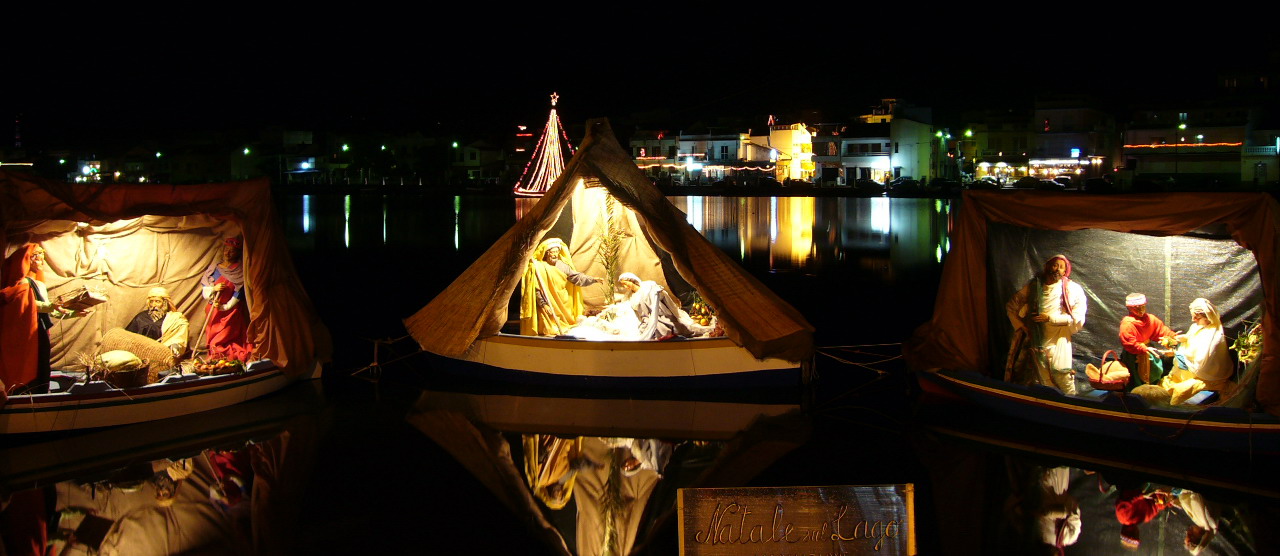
513, 92, 575, 197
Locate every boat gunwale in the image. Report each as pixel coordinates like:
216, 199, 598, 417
926, 369, 1280, 432
480, 333, 801, 360
1, 367, 285, 413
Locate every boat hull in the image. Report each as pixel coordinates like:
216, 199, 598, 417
434, 335, 804, 390
0, 368, 294, 434
917, 369, 1280, 454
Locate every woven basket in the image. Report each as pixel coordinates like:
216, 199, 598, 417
104, 367, 150, 389
1087, 350, 1129, 391
101, 328, 175, 384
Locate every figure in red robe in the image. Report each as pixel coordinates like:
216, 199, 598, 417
201, 237, 252, 361
2, 244, 88, 396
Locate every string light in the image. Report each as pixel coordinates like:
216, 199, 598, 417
513, 92, 577, 197
1123, 142, 1242, 148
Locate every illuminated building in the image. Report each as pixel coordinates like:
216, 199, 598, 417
1119, 102, 1254, 188
963, 107, 1035, 184
629, 129, 776, 186
763, 123, 816, 182
1027, 96, 1120, 183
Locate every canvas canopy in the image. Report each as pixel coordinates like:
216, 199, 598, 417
0, 170, 331, 391
905, 190, 1280, 414
405, 119, 814, 363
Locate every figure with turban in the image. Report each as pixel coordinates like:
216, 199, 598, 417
1005, 254, 1088, 394
125, 287, 189, 358
1118, 292, 1179, 390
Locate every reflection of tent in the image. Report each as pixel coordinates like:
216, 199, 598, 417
406, 119, 813, 379
0, 170, 330, 427
907, 190, 1280, 414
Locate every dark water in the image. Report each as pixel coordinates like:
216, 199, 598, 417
3, 193, 1276, 555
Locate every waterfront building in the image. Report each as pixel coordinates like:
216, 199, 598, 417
1028, 95, 1119, 183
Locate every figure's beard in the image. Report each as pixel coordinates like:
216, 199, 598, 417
149, 308, 164, 320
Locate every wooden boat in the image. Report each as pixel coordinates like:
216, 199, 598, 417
918, 368, 1280, 454
905, 189, 1280, 452
1, 170, 331, 434
406, 119, 813, 388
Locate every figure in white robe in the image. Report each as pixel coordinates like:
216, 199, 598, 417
1006, 255, 1087, 394
1161, 298, 1233, 403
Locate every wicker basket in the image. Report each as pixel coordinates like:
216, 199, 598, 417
1086, 350, 1130, 391
104, 367, 150, 389
101, 328, 174, 383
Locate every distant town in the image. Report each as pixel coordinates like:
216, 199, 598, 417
3, 72, 1277, 194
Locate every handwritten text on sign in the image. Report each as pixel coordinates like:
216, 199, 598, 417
678, 485, 915, 556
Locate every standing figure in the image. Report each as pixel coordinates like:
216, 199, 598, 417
1118, 293, 1178, 389
1005, 254, 1088, 394
519, 238, 601, 336
125, 287, 189, 357
1, 244, 89, 394
201, 237, 251, 361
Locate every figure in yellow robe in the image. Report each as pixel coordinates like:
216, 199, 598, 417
520, 238, 600, 336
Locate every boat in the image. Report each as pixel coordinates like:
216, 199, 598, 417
905, 189, 1280, 452
406, 118, 814, 388
1, 170, 331, 433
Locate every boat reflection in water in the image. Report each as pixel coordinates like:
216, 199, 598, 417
406, 390, 803, 556
0, 383, 325, 556
919, 411, 1269, 556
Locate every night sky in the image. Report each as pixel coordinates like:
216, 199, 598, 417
5, 18, 1277, 150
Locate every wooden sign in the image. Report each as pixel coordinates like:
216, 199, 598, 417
678, 485, 915, 555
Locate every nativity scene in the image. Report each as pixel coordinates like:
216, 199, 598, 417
0, 170, 330, 433
406, 119, 813, 386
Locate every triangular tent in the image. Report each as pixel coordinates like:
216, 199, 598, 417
905, 189, 1280, 414
0, 170, 331, 392
406, 119, 813, 363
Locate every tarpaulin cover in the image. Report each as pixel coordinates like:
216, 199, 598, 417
405, 119, 814, 363
905, 190, 1280, 413
0, 170, 331, 393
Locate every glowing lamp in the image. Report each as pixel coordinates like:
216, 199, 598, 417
341, 144, 350, 152
243, 148, 251, 155
155, 152, 162, 158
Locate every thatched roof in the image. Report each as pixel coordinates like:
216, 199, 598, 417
405, 119, 814, 363
0, 170, 331, 378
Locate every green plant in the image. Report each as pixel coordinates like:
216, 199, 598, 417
1231, 319, 1263, 364
596, 194, 625, 303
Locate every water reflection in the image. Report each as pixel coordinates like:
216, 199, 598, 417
407, 390, 803, 556
0, 383, 325, 555
986, 463, 1252, 554
279, 193, 949, 283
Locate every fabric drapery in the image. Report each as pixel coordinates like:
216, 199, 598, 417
0, 170, 330, 386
